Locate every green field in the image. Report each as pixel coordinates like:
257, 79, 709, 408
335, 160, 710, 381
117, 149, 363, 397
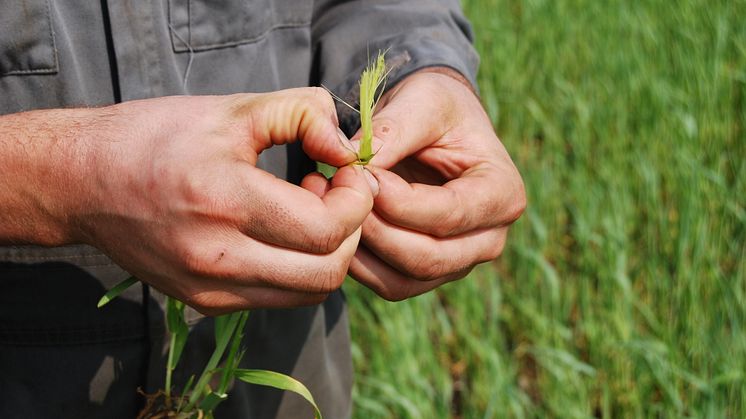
345, 0, 746, 417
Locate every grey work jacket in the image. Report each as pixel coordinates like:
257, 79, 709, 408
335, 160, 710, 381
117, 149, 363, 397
0, 1, 478, 417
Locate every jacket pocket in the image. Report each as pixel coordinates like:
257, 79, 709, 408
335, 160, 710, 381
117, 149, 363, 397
0, 0, 58, 76
167, 0, 311, 52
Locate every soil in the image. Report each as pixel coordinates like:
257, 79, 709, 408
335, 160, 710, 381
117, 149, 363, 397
136, 389, 196, 419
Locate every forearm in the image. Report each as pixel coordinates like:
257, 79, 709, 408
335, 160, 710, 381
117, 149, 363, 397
0, 108, 97, 245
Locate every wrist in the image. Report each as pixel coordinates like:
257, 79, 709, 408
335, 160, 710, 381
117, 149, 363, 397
411, 66, 478, 96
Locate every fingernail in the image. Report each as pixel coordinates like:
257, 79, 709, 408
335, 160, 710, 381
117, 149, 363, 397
336, 127, 356, 155
362, 167, 379, 197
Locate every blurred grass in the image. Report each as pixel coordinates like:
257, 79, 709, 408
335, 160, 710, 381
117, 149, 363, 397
344, 0, 746, 417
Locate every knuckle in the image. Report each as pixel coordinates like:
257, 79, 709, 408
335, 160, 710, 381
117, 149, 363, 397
174, 174, 236, 223
433, 209, 466, 238
379, 201, 407, 225
361, 215, 381, 240
376, 285, 409, 302
308, 261, 347, 293
472, 229, 507, 264
488, 236, 507, 260
304, 293, 331, 306
428, 190, 465, 238
309, 221, 348, 254
377, 280, 417, 302
403, 253, 447, 281
436, 269, 471, 286
488, 229, 509, 260
379, 289, 408, 302
306, 86, 334, 109
505, 179, 527, 224
429, 224, 452, 239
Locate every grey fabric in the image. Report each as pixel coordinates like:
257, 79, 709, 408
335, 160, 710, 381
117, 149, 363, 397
0, 0, 478, 417
312, 0, 480, 134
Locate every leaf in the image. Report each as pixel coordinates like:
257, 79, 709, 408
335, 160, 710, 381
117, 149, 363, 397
97, 276, 138, 308
198, 391, 228, 412
184, 312, 243, 411
176, 375, 196, 413
213, 313, 242, 358
217, 311, 250, 394
235, 369, 322, 419
316, 162, 337, 179
166, 298, 186, 332
166, 297, 189, 370
213, 314, 231, 344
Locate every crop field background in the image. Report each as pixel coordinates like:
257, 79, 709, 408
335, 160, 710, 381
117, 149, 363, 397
344, 0, 746, 417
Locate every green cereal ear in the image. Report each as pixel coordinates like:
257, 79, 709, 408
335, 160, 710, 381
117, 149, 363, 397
357, 50, 388, 165
322, 50, 388, 167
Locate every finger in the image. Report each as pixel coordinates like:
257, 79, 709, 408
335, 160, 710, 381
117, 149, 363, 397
185, 286, 329, 316
302, 167, 378, 200
174, 225, 361, 294
250, 225, 360, 293
232, 163, 373, 254
368, 165, 524, 237
349, 246, 457, 302
361, 211, 508, 281
300, 171, 331, 198
234, 87, 358, 166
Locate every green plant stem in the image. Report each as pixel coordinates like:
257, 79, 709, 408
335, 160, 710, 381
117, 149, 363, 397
183, 312, 242, 412
217, 311, 250, 394
165, 330, 177, 399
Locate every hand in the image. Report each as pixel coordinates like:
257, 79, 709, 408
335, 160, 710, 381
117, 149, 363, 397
45, 89, 373, 314
347, 69, 526, 301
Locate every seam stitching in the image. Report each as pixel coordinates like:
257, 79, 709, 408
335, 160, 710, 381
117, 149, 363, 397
171, 21, 310, 52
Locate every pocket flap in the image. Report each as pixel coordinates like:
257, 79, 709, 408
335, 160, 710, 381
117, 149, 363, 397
0, 0, 58, 76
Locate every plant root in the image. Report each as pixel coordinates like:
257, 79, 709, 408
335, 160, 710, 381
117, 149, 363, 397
136, 388, 197, 419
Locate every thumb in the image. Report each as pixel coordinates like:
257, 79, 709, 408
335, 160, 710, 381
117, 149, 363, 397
243, 87, 358, 167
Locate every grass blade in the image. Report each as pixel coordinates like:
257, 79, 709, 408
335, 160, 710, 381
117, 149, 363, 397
97, 276, 138, 308
199, 391, 228, 412
217, 311, 250, 394
234, 369, 322, 419
176, 374, 196, 413
166, 298, 189, 371
184, 312, 242, 411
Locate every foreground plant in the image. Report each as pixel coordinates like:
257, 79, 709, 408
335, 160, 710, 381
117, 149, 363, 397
98, 280, 321, 419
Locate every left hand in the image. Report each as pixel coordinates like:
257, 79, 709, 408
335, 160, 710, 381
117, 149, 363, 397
347, 68, 526, 300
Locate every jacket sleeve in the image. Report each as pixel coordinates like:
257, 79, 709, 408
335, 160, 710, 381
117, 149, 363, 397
311, 0, 480, 132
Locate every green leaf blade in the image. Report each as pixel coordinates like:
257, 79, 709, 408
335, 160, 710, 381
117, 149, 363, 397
97, 276, 139, 308
235, 369, 322, 419
184, 312, 244, 411
166, 298, 189, 370
199, 391, 228, 412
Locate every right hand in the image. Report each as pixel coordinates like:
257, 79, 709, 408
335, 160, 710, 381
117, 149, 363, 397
69, 89, 374, 315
